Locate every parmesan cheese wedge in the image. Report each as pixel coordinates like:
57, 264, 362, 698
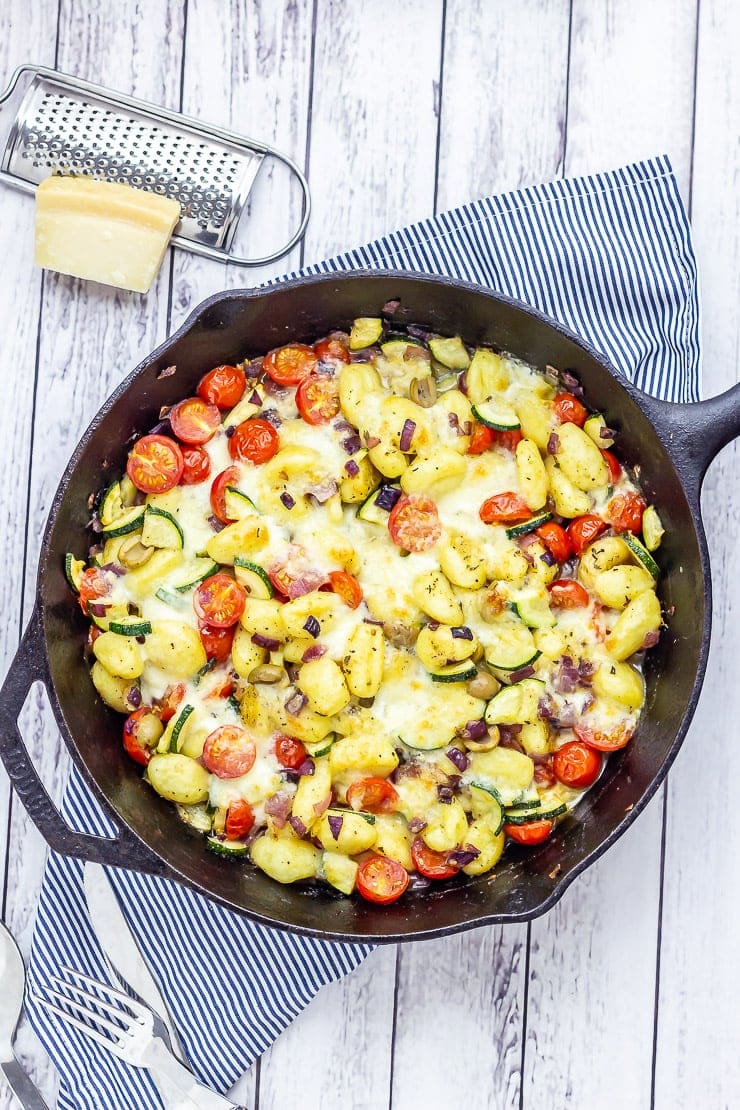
34, 176, 180, 293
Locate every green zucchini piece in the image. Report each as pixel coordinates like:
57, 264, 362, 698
428, 335, 471, 370
100, 506, 146, 538
429, 660, 478, 684
141, 506, 184, 550
511, 591, 556, 629
206, 836, 249, 858
484, 678, 545, 725
471, 400, 520, 431
224, 487, 259, 521
503, 801, 566, 825
155, 587, 189, 611
481, 622, 540, 670
326, 806, 376, 826
624, 533, 660, 580
170, 559, 220, 592
99, 481, 124, 526
506, 510, 552, 539
303, 736, 334, 758
642, 506, 664, 552
107, 617, 153, 637
583, 413, 615, 449
349, 317, 383, 350
468, 782, 505, 833
168, 704, 195, 753
357, 485, 400, 524
233, 558, 274, 598
64, 554, 86, 593
176, 802, 214, 832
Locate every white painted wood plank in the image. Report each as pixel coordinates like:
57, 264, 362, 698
522, 3, 699, 1107
653, 0, 740, 1105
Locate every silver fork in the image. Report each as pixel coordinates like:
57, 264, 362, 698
31, 968, 240, 1110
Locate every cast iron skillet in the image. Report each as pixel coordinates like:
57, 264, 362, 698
1, 271, 738, 943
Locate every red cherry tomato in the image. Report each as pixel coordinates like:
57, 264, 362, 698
605, 491, 646, 534
548, 578, 590, 608
194, 573, 246, 628
262, 343, 318, 386
504, 819, 554, 845
314, 336, 350, 367
127, 434, 184, 494
78, 567, 111, 615
210, 465, 241, 524
328, 570, 363, 609
202, 725, 256, 779
169, 397, 221, 445
535, 521, 573, 563
154, 682, 185, 723
601, 449, 622, 483
411, 837, 458, 880
347, 777, 399, 814
554, 392, 588, 427
467, 423, 495, 455
198, 622, 235, 663
274, 734, 308, 770
494, 429, 524, 452
122, 707, 158, 766
534, 756, 556, 788
388, 495, 442, 553
575, 724, 634, 752
204, 675, 235, 700
479, 491, 531, 525
553, 740, 602, 788
295, 374, 341, 425
357, 855, 409, 904
566, 514, 607, 555
225, 798, 255, 840
197, 364, 246, 410
228, 418, 280, 465
180, 444, 211, 485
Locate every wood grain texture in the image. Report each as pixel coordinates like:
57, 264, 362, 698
653, 0, 740, 1106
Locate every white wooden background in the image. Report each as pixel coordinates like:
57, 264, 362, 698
1, 1, 738, 1107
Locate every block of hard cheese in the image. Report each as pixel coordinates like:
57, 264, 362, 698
34, 176, 181, 294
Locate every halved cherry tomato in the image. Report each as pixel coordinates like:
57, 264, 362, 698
554, 391, 588, 427
225, 799, 255, 840
197, 364, 246, 410
314, 336, 350, 366
575, 724, 634, 752
504, 819, 554, 845
296, 375, 341, 425
533, 756, 556, 788
169, 397, 221, 445
494, 429, 524, 451
194, 573, 246, 628
601, 449, 622, 483
228, 418, 280, 465
328, 570, 363, 609
553, 740, 602, 788
535, 521, 573, 563
566, 514, 607, 555
180, 444, 211, 485
605, 491, 646, 534
479, 491, 531, 525
78, 567, 111, 615
203, 675, 235, 700
202, 725, 256, 779
467, 423, 495, 455
122, 707, 159, 766
154, 682, 185, 722
269, 547, 327, 599
357, 855, 409, 904
210, 465, 241, 524
198, 621, 235, 663
347, 777, 399, 814
262, 343, 318, 386
388, 495, 442, 553
411, 837, 458, 880
127, 434, 184, 494
274, 734, 308, 770
548, 578, 590, 608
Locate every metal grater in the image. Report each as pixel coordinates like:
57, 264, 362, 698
0, 64, 310, 266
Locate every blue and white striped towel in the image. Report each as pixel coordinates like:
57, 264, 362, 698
26, 154, 700, 1109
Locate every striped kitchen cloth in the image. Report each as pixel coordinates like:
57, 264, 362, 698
25, 153, 700, 1109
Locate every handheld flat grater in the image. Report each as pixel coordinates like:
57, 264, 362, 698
0, 64, 311, 266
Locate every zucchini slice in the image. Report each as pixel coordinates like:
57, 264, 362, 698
141, 506, 184, 550
471, 400, 520, 431
224, 487, 259, 521
511, 592, 556, 629
484, 678, 545, 725
583, 413, 615, 449
99, 481, 124, 526
481, 621, 540, 670
64, 553, 86, 593
158, 703, 195, 754
349, 317, 383, 350
176, 802, 214, 832
624, 533, 660, 580
100, 506, 146, 539
468, 782, 505, 833
503, 801, 567, 825
170, 559, 220, 592
428, 335, 471, 370
381, 337, 427, 359
506, 510, 552, 539
357, 484, 401, 524
642, 506, 664, 552
206, 836, 249, 858
155, 587, 189, 611
233, 558, 274, 599
107, 616, 153, 637
429, 660, 478, 684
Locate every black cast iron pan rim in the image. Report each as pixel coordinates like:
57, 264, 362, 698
5, 267, 738, 943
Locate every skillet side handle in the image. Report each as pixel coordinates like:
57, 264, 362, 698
0, 606, 163, 876
637, 382, 740, 494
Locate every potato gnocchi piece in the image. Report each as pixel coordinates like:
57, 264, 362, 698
606, 589, 662, 661
412, 569, 464, 625
439, 531, 488, 589
545, 456, 592, 517
298, 656, 351, 716
554, 422, 610, 491
515, 438, 549, 510
146, 622, 207, 677
251, 832, 322, 884
342, 622, 385, 698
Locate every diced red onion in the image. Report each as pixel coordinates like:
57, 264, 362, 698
407, 323, 432, 342
208, 514, 227, 532
404, 345, 431, 363
582, 693, 596, 712
350, 349, 375, 363
561, 370, 585, 397
448, 412, 460, 430
538, 694, 556, 719
280, 492, 295, 509
642, 629, 660, 649
399, 419, 416, 452
313, 794, 331, 817
436, 784, 454, 804
521, 549, 534, 565
458, 370, 468, 394
541, 550, 557, 566
383, 299, 401, 315
252, 633, 281, 651
547, 432, 560, 455
289, 815, 308, 837
306, 479, 338, 503
446, 747, 470, 772
365, 433, 381, 449
508, 664, 536, 683
451, 625, 473, 640
498, 730, 526, 753
344, 458, 360, 477
578, 659, 596, 683
88, 602, 108, 618
101, 562, 126, 577
303, 616, 320, 639
408, 816, 427, 833
265, 792, 292, 828
600, 426, 617, 439
248, 389, 263, 406
90, 516, 103, 533
261, 407, 282, 427
461, 420, 472, 436
295, 758, 315, 777
327, 814, 344, 840
225, 425, 236, 438
460, 719, 489, 742
448, 847, 480, 868
555, 703, 577, 728
544, 365, 559, 387
263, 376, 290, 399
374, 485, 402, 512
284, 690, 308, 716
302, 644, 327, 662
553, 655, 579, 694
147, 419, 172, 437
244, 357, 263, 378
285, 571, 328, 599
127, 686, 142, 708
342, 434, 362, 455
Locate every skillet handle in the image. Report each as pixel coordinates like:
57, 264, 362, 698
0, 606, 163, 875
636, 381, 740, 493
